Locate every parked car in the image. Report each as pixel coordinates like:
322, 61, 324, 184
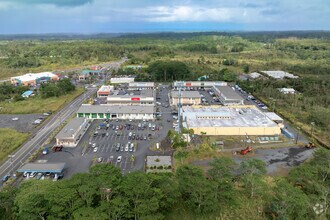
42, 147, 49, 155
2, 175, 10, 182
117, 156, 122, 163
93, 147, 98, 152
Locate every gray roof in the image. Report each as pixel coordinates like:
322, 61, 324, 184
147, 156, 172, 167
77, 104, 155, 114
17, 162, 66, 173
171, 91, 201, 98
182, 106, 278, 128
215, 86, 244, 100
56, 117, 86, 139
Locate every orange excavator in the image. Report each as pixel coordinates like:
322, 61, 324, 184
239, 146, 252, 155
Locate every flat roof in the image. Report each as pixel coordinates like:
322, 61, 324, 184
182, 106, 278, 128
171, 90, 201, 98
77, 104, 155, 114
265, 112, 284, 122
98, 85, 112, 93
55, 118, 86, 139
146, 156, 172, 167
261, 71, 298, 79
129, 82, 155, 87
17, 162, 66, 173
215, 86, 244, 100
11, 72, 56, 82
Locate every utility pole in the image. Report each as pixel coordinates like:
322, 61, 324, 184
295, 127, 300, 144
177, 82, 183, 134
310, 122, 315, 142
8, 154, 15, 176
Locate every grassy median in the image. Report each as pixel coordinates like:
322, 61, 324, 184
0, 87, 84, 114
0, 128, 30, 163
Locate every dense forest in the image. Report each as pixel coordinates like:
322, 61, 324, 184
0, 148, 328, 220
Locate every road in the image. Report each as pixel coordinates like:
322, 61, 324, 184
0, 58, 127, 184
0, 87, 97, 185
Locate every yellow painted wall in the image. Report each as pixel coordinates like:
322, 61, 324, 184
192, 126, 281, 136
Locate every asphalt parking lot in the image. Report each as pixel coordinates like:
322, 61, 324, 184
84, 118, 169, 175
0, 114, 44, 133
37, 86, 174, 178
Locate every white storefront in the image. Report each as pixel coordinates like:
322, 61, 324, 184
77, 105, 155, 120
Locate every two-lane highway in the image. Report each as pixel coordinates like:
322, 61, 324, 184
0, 88, 96, 185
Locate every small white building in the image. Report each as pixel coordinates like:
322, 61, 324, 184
278, 88, 296, 94
248, 72, 262, 79
262, 71, 299, 79
97, 85, 114, 97
128, 82, 155, 90
55, 118, 90, 147
110, 77, 135, 84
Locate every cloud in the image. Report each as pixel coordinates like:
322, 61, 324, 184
4, 0, 93, 7
0, 0, 329, 34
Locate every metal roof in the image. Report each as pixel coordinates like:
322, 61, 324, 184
214, 86, 244, 100
182, 106, 278, 128
77, 104, 155, 114
265, 112, 284, 121
171, 91, 201, 98
55, 117, 87, 139
17, 162, 66, 173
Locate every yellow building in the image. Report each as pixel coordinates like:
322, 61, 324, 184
182, 105, 281, 136
171, 91, 201, 106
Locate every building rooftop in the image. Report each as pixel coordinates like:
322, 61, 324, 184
21, 90, 33, 97
56, 118, 87, 139
265, 112, 284, 122
81, 69, 102, 75
11, 72, 56, 82
171, 90, 201, 98
77, 104, 155, 114
98, 85, 112, 93
128, 82, 155, 87
249, 72, 262, 79
214, 86, 244, 100
262, 71, 299, 79
182, 106, 278, 128
17, 162, 66, 173
146, 156, 172, 167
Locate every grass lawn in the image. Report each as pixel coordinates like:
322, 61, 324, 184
0, 128, 30, 163
0, 87, 85, 114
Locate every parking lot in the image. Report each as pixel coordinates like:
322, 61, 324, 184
37, 86, 174, 178
84, 118, 168, 174
0, 114, 44, 133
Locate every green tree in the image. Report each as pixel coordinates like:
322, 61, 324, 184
266, 179, 311, 220
240, 159, 267, 199
176, 165, 218, 213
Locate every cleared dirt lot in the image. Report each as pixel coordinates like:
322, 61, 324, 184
191, 146, 315, 176
0, 114, 43, 133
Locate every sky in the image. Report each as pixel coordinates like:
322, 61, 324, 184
0, 0, 329, 34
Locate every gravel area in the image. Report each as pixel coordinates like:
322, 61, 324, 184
191, 146, 315, 176
0, 114, 44, 133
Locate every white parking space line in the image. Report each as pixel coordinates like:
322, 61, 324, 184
101, 144, 106, 153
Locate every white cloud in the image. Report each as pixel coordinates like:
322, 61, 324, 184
134, 5, 275, 23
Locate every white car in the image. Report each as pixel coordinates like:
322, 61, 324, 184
125, 145, 129, 152
93, 147, 98, 152
117, 156, 122, 163
92, 143, 96, 148
12, 117, 19, 121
